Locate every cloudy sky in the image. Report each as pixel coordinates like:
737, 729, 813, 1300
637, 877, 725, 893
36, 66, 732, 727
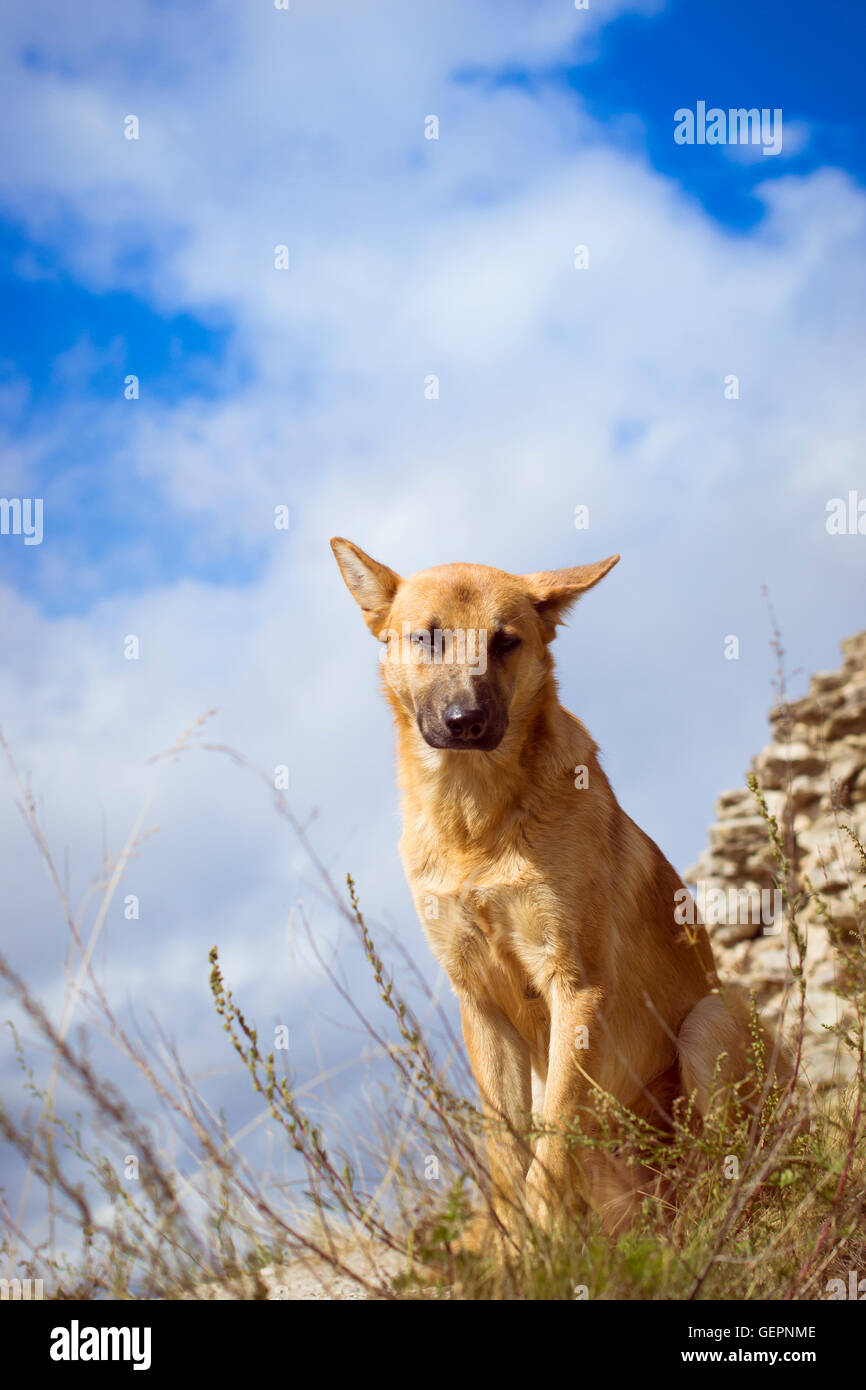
1, 0, 865, 1240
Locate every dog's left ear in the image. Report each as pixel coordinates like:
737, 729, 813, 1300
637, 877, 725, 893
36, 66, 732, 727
523, 554, 620, 639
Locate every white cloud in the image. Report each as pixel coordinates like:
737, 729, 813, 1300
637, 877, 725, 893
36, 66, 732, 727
722, 116, 811, 164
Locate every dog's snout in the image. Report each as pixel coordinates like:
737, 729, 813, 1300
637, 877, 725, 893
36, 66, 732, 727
416, 677, 504, 752
443, 703, 488, 741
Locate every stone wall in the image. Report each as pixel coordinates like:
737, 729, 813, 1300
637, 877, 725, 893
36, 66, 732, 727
684, 631, 866, 1086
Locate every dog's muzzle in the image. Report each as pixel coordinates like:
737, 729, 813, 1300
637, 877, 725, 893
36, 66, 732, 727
416, 699, 507, 751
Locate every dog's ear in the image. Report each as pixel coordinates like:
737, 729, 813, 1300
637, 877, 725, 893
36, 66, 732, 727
330, 538, 402, 636
522, 554, 620, 639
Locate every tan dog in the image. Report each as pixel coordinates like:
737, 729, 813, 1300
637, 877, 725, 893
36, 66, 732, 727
331, 537, 782, 1234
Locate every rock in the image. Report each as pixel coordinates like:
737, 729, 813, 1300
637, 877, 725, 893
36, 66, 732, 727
181, 1244, 407, 1301
789, 774, 824, 813
753, 742, 827, 788
685, 630, 866, 1089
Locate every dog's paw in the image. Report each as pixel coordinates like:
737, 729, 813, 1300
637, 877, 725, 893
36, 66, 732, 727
447, 1208, 512, 1257
411, 1203, 508, 1261
524, 1160, 557, 1231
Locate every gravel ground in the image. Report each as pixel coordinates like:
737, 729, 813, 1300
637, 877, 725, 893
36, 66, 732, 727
183, 1245, 406, 1301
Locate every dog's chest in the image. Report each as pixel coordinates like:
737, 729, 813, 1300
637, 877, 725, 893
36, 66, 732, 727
404, 845, 564, 999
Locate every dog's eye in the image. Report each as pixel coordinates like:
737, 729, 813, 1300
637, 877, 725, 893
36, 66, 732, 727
492, 631, 521, 654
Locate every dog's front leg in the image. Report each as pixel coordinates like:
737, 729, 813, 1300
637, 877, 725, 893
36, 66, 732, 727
459, 996, 532, 1226
525, 979, 601, 1227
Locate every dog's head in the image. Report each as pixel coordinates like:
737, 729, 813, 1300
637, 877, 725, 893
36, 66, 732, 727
330, 538, 619, 753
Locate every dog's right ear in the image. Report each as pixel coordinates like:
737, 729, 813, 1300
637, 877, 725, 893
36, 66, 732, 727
330, 538, 402, 637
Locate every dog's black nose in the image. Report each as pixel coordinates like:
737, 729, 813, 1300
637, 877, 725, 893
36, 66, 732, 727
443, 704, 488, 741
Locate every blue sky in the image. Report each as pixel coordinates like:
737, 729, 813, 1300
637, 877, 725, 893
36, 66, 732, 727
3, 0, 864, 610
562, 0, 866, 225
1, 0, 864, 1255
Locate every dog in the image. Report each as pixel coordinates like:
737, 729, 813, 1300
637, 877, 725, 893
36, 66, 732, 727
331, 537, 787, 1235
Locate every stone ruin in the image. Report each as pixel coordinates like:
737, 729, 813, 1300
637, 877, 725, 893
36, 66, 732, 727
684, 631, 866, 1087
